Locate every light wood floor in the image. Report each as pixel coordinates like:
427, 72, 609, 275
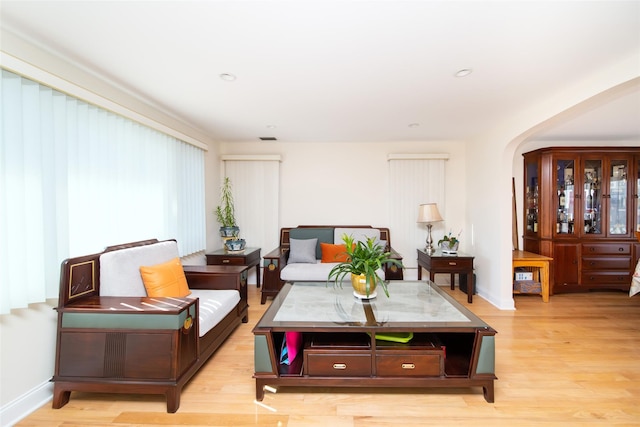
17, 284, 640, 426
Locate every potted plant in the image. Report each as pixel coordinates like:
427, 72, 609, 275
438, 230, 461, 254
327, 234, 403, 298
215, 177, 239, 238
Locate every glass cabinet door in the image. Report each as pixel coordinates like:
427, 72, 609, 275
583, 159, 603, 235
608, 159, 628, 235
525, 157, 539, 234
555, 159, 575, 235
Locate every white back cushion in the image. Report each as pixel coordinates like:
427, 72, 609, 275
100, 241, 179, 296
334, 227, 381, 244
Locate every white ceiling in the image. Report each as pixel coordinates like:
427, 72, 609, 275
1, 0, 639, 143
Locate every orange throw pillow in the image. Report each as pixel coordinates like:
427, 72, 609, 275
140, 257, 191, 297
320, 243, 350, 263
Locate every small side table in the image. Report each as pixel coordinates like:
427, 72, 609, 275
206, 247, 261, 288
512, 250, 552, 302
417, 248, 475, 303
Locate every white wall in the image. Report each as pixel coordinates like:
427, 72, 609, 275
216, 140, 468, 267
0, 301, 57, 426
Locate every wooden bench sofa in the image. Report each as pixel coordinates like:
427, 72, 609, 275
261, 225, 404, 303
51, 239, 248, 412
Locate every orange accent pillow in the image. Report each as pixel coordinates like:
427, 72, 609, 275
140, 257, 191, 297
320, 243, 351, 263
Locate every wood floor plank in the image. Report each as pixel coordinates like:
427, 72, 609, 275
15, 284, 640, 426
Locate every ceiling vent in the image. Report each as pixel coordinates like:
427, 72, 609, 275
259, 137, 277, 141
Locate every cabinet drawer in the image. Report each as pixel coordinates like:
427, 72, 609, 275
376, 352, 444, 377
581, 271, 632, 285
582, 243, 631, 255
582, 257, 632, 270
305, 353, 371, 376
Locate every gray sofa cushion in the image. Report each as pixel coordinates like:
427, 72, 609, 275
289, 227, 334, 258
288, 238, 318, 264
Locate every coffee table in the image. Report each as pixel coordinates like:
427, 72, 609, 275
252, 281, 497, 402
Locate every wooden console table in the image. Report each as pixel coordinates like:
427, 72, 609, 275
512, 250, 552, 302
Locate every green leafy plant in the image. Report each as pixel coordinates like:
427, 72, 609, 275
215, 177, 237, 228
438, 229, 461, 249
327, 234, 403, 298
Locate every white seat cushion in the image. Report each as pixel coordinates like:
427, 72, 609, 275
281, 260, 386, 282
281, 261, 338, 282
189, 289, 240, 337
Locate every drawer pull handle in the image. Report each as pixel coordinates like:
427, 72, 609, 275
448, 262, 457, 266
333, 363, 347, 370
619, 247, 624, 252
223, 259, 230, 263
402, 363, 415, 370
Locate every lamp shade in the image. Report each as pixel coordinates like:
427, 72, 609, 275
417, 203, 443, 223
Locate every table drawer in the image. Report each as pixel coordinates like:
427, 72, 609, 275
431, 258, 473, 271
207, 256, 245, 265
305, 353, 372, 376
582, 257, 632, 270
376, 352, 444, 377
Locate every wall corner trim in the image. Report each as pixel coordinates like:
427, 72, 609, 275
221, 154, 282, 162
388, 153, 450, 161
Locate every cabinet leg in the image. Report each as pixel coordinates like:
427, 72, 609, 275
52, 385, 70, 409
482, 382, 494, 403
166, 387, 181, 413
255, 380, 266, 401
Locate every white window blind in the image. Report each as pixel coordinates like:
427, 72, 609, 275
0, 69, 205, 313
221, 156, 281, 271
388, 156, 447, 268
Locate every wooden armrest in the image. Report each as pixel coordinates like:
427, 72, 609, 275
183, 266, 247, 291
59, 295, 195, 313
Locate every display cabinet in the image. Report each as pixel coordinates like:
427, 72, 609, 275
523, 147, 640, 293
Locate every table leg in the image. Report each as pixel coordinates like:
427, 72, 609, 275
256, 264, 261, 288
466, 272, 473, 303
418, 265, 422, 280
540, 263, 549, 303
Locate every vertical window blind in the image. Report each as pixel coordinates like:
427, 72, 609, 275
388, 156, 447, 268
221, 156, 281, 274
0, 69, 205, 313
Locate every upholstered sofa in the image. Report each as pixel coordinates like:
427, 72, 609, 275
51, 239, 248, 412
261, 225, 403, 303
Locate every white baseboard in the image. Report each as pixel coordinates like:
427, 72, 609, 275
0, 381, 53, 427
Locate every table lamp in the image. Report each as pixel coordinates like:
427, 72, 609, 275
417, 203, 443, 254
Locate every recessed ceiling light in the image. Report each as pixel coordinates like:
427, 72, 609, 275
454, 69, 473, 78
408, 123, 420, 128
219, 73, 237, 82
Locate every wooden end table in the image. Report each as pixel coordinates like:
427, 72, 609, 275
417, 248, 475, 303
206, 247, 261, 288
512, 250, 552, 302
